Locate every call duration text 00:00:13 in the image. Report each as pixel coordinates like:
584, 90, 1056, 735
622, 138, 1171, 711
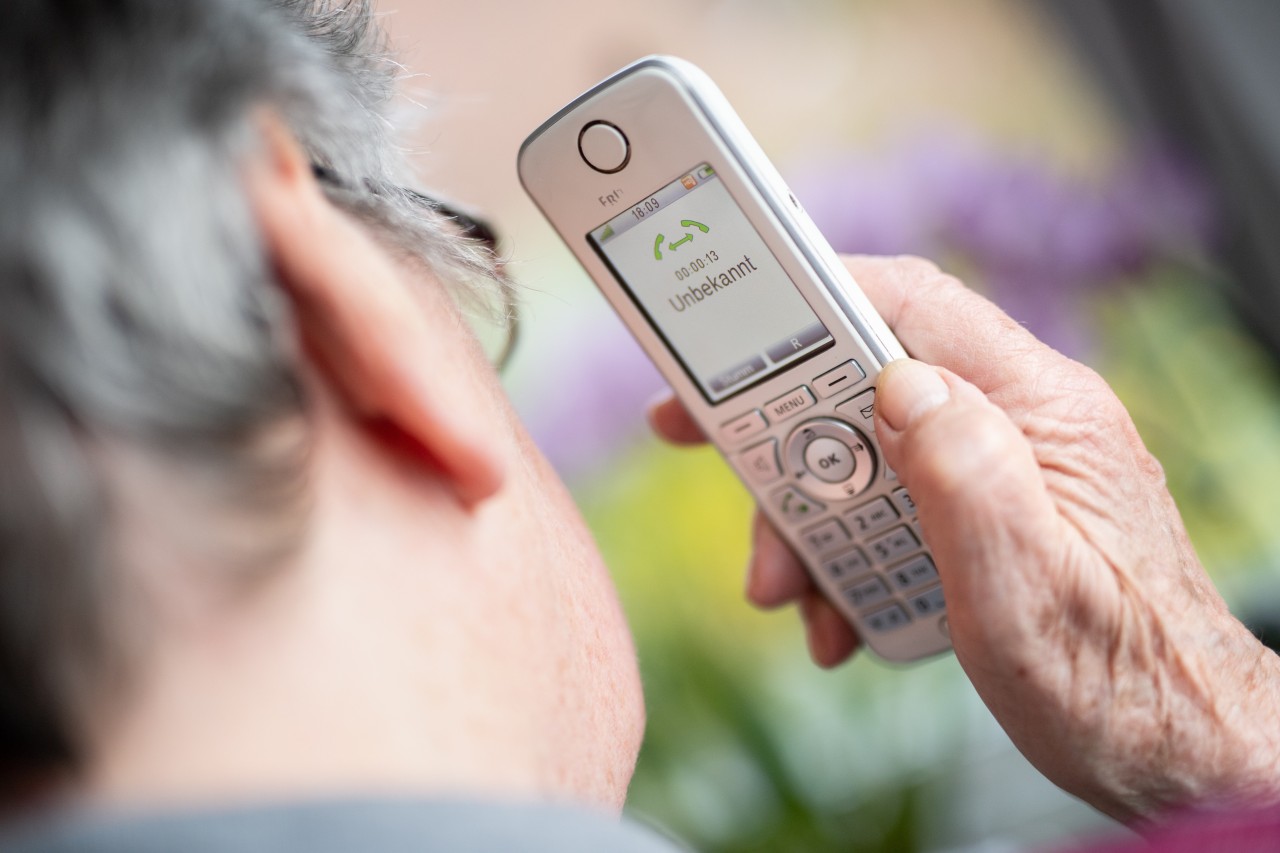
673, 249, 720, 282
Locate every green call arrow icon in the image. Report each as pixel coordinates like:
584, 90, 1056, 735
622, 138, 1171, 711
653, 220, 710, 261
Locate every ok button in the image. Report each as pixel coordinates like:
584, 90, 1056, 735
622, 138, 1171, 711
803, 436, 855, 483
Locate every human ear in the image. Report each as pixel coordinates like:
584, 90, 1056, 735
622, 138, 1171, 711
245, 113, 505, 508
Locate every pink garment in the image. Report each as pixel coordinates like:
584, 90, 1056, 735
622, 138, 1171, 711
1069, 807, 1280, 852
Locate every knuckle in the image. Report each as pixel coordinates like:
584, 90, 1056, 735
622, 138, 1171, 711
1057, 361, 1114, 402
1048, 362, 1133, 435
904, 265, 989, 320
1134, 446, 1168, 488
890, 254, 943, 278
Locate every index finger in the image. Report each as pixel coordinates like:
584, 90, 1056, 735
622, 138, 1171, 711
840, 255, 1071, 402
647, 390, 707, 445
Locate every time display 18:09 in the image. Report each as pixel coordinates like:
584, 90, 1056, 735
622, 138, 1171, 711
630, 197, 660, 220
673, 249, 720, 281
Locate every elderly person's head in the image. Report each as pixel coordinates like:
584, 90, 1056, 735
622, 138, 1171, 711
0, 0, 642, 809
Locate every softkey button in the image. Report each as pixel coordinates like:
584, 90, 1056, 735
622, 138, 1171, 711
799, 518, 850, 554
772, 486, 825, 524
864, 603, 911, 633
739, 440, 782, 485
765, 323, 829, 364
765, 386, 815, 423
814, 360, 866, 399
720, 409, 767, 445
709, 356, 768, 395
843, 496, 899, 536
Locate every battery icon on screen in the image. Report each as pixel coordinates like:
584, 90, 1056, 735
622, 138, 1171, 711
697, 164, 715, 179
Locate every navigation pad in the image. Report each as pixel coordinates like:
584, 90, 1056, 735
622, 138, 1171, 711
783, 417, 877, 501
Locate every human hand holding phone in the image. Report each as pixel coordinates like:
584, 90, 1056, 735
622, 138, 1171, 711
652, 254, 1280, 823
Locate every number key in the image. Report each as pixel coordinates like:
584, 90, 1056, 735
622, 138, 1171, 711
843, 575, 892, 610
799, 518, 851, 554
867, 525, 920, 564
864, 604, 911, 633
823, 547, 872, 581
889, 555, 939, 592
842, 497, 898, 536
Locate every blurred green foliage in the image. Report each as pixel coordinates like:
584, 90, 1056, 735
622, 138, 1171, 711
581, 448, 974, 851
1097, 265, 1280, 579
572, 264, 1280, 852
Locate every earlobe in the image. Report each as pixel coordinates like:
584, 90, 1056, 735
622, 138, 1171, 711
245, 112, 506, 509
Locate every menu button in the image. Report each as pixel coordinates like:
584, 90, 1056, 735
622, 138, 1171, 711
765, 386, 815, 423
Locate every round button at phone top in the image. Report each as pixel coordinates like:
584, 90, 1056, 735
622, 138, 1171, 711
803, 436, 855, 483
578, 121, 630, 173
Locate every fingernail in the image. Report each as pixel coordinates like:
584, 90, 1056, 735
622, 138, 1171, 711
876, 359, 949, 431
744, 559, 761, 603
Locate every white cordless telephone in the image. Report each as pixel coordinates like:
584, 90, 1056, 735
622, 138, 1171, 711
518, 57, 951, 662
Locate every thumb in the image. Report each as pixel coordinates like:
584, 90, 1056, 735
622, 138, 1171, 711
872, 359, 1061, 641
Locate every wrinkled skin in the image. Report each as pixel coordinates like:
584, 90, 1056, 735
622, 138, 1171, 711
650, 255, 1280, 824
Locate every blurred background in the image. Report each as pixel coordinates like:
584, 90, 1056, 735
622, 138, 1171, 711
384, 1, 1280, 850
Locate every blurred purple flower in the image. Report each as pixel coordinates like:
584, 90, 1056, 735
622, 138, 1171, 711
521, 311, 667, 481
521, 129, 1216, 481
786, 128, 1216, 357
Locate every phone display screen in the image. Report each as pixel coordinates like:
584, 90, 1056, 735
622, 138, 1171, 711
588, 164, 832, 404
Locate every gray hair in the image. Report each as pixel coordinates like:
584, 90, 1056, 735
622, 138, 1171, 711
0, 0, 500, 770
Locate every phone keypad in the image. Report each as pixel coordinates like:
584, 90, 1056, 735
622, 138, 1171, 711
725, 363, 946, 647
